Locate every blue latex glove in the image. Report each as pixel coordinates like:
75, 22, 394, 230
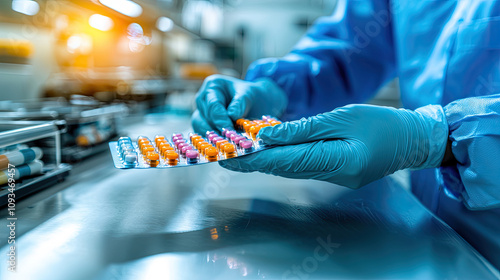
221, 104, 448, 189
191, 75, 288, 134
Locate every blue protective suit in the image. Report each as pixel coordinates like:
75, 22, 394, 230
245, 0, 500, 269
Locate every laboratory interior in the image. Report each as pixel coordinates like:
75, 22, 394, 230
0, 0, 499, 279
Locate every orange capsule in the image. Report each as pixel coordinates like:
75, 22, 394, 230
216, 140, 229, 150
161, 146, 174, 157
199, 142, 211, 155
190, 133, 200, 141
192, 137, 203, 148
155, 135, 165, 146
249, 126, 260, 139
140, 143, 153, 153
222, 143, 235, 153
159, 143, 171, 154
243, 122, 253, 133
147, 152, 160, 167
156, 140, 167, 148
205, 147, 218, 161
142, 146, 155, 155
224, 144, 237, 159
166, 151, 179, 165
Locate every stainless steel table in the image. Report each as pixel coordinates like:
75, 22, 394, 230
1, 115, 498, 280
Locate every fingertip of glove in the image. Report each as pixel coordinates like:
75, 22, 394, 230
258, 125, 280, 143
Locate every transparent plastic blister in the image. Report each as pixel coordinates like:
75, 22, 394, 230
108, 116, 281, 169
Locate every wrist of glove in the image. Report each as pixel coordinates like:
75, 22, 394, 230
220, 104, 448, 189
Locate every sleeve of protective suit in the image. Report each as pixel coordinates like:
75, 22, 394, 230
440, 94, 500, 210
245, 0, 396, 120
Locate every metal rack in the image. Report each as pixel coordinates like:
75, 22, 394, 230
0, 121, 71, 207
0, 98, 129, 162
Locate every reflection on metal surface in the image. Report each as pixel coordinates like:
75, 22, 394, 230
210, 228, 219, 240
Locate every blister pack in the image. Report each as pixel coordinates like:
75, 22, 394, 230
108, 116, 281, 169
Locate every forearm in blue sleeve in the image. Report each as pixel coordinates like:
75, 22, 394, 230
246, 0, 396, 120
440, 94, 500, 210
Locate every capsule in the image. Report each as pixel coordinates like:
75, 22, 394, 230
240, 140, 253, 153
206, 131, 215, 138
199, 142, 212, 155
172, 133, 183, 141
155, 136, 166, 147
233, 136, 247, 147
191, 136, 203, 148
121, 147, 135, 159
190, 133, 200, 141
0, 160, 44, 185
186, 150, 199, 164
174, 139, 186, 149
208, 133, 219, 143
205, 147, 218, 162
147, 152, 160, 167
230, 133, 241, 143
225, 130, 236, 140
178, 142, 189, 152
216, 139, 229, 150
137, 136, 149, 143
140, 144, 154, 154
181, 145, 193, 156
166, 151, 179, 165
142, 146, 155, 157
222, 143, 237, 158
123, 152, 138, 166
118, 137, 132, 146
249, 126, 260, 139
211, 136, 223, 145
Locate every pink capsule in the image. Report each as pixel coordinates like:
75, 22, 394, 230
175, 139, 186, 149
241, 140, 253, 150
211, 136, 223, 144
208, 133, 219, 142
234, 136, 247, 146
178, 142, 189, 151
225, 131, 236, 139
181, 145, 193, 155
230, 133, 240, 142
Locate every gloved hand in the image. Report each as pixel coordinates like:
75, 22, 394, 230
220, 104, 449, 189
192, 75, 288, 134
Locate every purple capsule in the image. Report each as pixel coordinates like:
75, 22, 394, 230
175, 139, 186, 149
178, 142, 189, 151
234, 136, 247, 146
205, 131, 215, 137
181, 145, 193, 155
186, 150, 199, 164
208, 133, 219, 142
230, 133, 240, 142
172, 133, 183, 140
225, 131, 236, 139
211, 136, 223, 144
241, 140, 253, 151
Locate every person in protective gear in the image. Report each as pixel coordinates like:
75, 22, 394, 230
192, 0, 500, 269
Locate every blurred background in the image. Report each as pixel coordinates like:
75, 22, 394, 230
0, 0, 340, 103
